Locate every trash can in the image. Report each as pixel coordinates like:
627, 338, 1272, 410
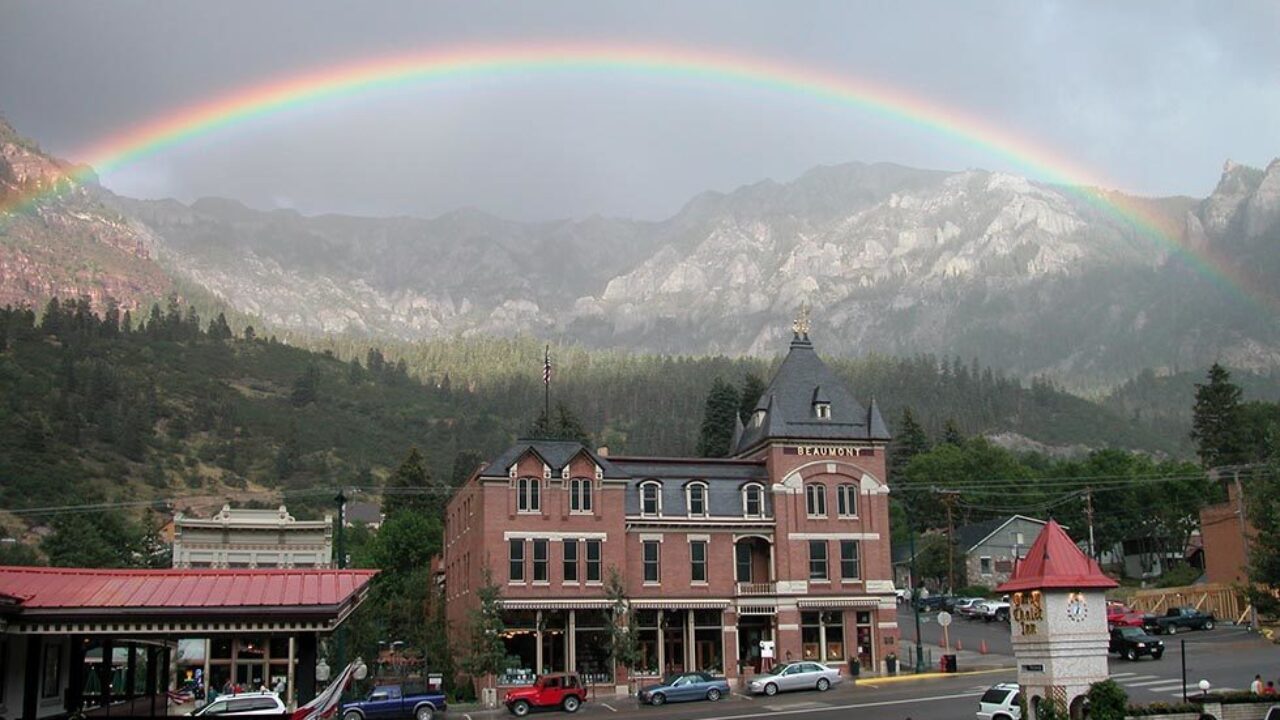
885, 655, 898, 674
941, 654, 957, 673
849, 658, 861, 677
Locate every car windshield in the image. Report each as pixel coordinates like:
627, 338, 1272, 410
1118, 627, 1144, 638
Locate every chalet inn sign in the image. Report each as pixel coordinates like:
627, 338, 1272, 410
783, 444, 874, 457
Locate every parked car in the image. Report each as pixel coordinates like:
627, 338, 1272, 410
976, 683, 1022, 720
747, 662, 843, 696
980, 600, 1011, 623
1109, 627, 1165, 661
954, 598, 986, 617
342, 683, 447, 720
504, 673, 587, 717
1106, 603, 1149, 629
637, 672, 730, 706
191, 692, 287, 716
916, 595, 951, 611
1144, 606, 1216, 635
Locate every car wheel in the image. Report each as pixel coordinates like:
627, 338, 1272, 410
511, 701, 531, 717
816, 678, 831, 692
1168, 625, 1178, 635
564, 696, 581, 713
1204, 620, 1215, 631
416, 706, 435, 720
1125, 648, 1138, 661
764, 682, 778, 697
994, 714, 1012, 720
1152, 650, 1164, 660
344, 712, 363, 720
996, 610, 1009, 623
706, 689, 722, 702
649, 693, 665, 707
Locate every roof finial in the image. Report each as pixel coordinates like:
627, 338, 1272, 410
792, 302, 811, 340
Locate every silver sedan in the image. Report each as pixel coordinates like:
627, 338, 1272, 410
747, 662, 844, 696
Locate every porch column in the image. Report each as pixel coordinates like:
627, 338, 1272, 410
145, 646, 159, 717
535, 610, 543, 674
126, 643, 138, 700
769, 542, 776, 582
567, 610, 576, 673
295, 633, 317, 705
23, 637, 39, 720
66, 636, 87, 716
202, 639, 211, 703
98, 638, 115, 710
287, 637, 296, 709
656, 610, 664, 675
685, 611, 695, 670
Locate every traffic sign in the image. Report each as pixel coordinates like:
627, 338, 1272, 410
937, 611, 953, 627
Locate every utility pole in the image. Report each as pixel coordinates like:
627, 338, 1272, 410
1083, 487, 1096, 560
935, 489, 961, 595
335, 489, 348, 671
907, 512, 926, 674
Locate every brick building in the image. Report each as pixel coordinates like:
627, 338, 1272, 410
442, 329, 900, 691
1199, 478, 1253, 584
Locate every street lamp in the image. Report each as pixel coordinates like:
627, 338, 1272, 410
1198, 679, 1211, 698
353, 657, 369, 681
316, 658, 331, 684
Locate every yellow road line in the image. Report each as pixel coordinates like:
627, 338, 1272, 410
857, 666, 1014, 687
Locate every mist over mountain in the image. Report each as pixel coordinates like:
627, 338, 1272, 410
3, 118, 1278, 390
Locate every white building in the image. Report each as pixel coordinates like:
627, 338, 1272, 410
173, 504, 333, 568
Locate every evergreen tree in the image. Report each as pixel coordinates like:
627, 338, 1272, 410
1245, 449, 1280, 615
290, 363, 320, 406
738, 373, 767, 422
526, 403, 592, 445
941, 418, 965, 446
889, 407, 930, 482
696, 377, 740, 457
42, 511, 140, 567
1191, 363, 1246, 468
450, 449, 485, 487
207, 312, 233, 341
383, 447, 435, 517
242, 325, 256, 342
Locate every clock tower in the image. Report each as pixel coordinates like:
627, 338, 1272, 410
997, 520, 1117, 720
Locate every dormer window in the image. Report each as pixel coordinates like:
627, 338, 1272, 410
640, 481, 663, 516
686, 482, 708, 517
742, 483, 765, 519
751, 410, 766, 428
815, 403, 831, 419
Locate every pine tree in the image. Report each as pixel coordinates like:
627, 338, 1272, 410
1191, 363, 1246, 468
383, 447, 435, 517
889, 407, 930, 481
942, 418, 965, 446
290, 364, 320, 406
696, 377, 740, 457
738, 373, 767, 422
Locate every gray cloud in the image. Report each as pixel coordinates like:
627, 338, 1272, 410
1, 0, 1276, 220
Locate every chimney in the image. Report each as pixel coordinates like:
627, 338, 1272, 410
596, 446, 609, 457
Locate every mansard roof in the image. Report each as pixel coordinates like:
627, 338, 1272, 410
479, 440, 628, 479
733, 333, 891, 455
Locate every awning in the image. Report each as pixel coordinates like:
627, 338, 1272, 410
796, 597, 880, 609
501, 599, 613, 610
630, 599, 730, 610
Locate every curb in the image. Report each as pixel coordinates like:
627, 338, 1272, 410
855, 666, 1015, 687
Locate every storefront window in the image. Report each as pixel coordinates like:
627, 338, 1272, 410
662, 610, 686, 675
501, 611, 538, 685
574, 610, 613, 684
801, 612, 821, 660
800, 611, 846, 662
635, 610, 659, 676
824, 612, 845, 660
541, 611, 568, 673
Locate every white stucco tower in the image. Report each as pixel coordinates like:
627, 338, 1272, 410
997, 520, 1117, 720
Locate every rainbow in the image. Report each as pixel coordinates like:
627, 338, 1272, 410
2, 43, 1271, 309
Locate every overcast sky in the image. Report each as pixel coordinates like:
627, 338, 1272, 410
2, 1, 1277, 221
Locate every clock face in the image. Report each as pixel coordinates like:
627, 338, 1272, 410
1066, 595, 1088, 622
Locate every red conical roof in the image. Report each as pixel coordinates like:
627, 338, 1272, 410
997, 519, 1117, 592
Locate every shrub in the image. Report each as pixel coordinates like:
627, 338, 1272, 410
1156, 565, 1202, 588
955, 584, 992, 597
1190, 690, 1275, 704
1088, 679, 1128, 720
1125, 702, 1201, 716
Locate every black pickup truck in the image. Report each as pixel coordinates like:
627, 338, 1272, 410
1143, 606, 1216, 635
1109, 627, 1165, 661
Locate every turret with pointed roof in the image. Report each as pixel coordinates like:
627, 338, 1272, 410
733, 326, 891, 456
997, 519, 1117, 592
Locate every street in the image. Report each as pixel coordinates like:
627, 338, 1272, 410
501, 621, 1280, 720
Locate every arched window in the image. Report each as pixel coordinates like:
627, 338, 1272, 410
806, 483, 827, 517
686, 482, 708, 517
640, 481, 663, 516
570, 478, 593, 513
517, 477, 540, 513
837, 483, 858, 517
742, 483, 764, 518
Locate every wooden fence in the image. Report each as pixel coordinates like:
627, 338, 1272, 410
1128, 583, 1247, 623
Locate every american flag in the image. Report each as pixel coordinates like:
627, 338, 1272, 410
291, 660, 359, 720
543, 345, 552, 386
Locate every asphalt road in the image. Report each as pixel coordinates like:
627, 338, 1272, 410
505, 623, 1280, 720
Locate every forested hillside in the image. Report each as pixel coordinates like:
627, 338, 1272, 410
1, 298, 1183, 543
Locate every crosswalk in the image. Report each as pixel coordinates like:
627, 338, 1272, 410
966, 672, 1238, 700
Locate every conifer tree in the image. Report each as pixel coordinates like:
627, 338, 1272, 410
738, 373, 767, 422
696, 377, 740, 457
383, 446, 435, 517
1191, 363, 1246, 468
942, 418, 965, 446
889, 407, 930, 481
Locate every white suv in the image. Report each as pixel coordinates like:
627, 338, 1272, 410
976, 683, 1021, 720
191, 692, 287, 716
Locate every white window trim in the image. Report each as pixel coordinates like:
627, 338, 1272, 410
686, 482, 709, 518
742, 483, 765, 519
569, 477, 594, 515
515, 477, 541, 514
836, 484, 859, 518
815, 403, 831, 419
640, 480, 663, 517
642, 538, 662, 586
980, 556, 993, 575
806, 484, 828, 518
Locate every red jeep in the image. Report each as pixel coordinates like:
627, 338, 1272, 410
504, 673, 586, 717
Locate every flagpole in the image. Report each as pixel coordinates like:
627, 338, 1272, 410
544, 344, 551, 430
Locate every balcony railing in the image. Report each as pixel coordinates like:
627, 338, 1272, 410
736, 581, 777, 596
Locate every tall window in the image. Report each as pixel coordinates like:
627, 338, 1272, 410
687, 482, 707, 517
570, 478, 593, 513
742, 483, 764, 518
840, 540, 860, 580
735, 542, 752, 583
517, 477, 540, 513
690, 540, 708, 583
532, 539, 548, 582
806, 484, 827, 517
808, 540, 828, 580
563, 539, 579, 582
640, 481, 662, 516
837, 484, 858, 517
586, 539, 602, 583
643, 540, 661, 583
509, 539, 525, 582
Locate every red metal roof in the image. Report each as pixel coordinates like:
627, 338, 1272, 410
0, 566, 377, 610
997, 520, 1118, 592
